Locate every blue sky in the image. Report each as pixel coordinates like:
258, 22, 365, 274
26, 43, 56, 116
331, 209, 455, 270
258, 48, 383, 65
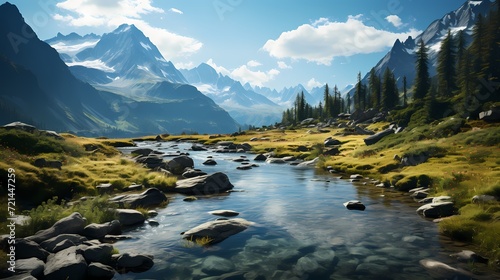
8, 0, 468, 91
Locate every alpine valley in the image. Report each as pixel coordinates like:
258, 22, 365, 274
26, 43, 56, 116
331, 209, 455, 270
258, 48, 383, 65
0, 3, 239, 136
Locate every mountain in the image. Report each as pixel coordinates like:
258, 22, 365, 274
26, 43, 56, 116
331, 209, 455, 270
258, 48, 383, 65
252, 84, 317, 108
0, 3, 238, 135
349, 0, 495, 97
181, 63, 283, 126
0, 2, 119, 134
46, 24, 187, 95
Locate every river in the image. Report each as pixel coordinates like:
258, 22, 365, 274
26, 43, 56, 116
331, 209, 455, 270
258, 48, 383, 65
113, 141, 494, 280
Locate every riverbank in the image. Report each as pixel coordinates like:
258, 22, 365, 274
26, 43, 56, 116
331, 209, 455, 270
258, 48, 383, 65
0, 119, 498, 275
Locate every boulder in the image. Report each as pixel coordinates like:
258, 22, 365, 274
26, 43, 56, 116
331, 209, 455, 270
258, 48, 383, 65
324, 138, 341, 146
450, 250, 488, 264
472, 194, 496, 203
201, 256, 235, 275
96, 183, 113, 194
236, 165, 252, 170
182, 218, 253, 244
191, 144, 207, 151
401, 153, 429, 166
1, 274, 37, 280
254, 154, 267, 161
115, 252, 154, 272
87, 262, 116, 279
83, 244, 114, 263
173, 172, 234, 195
111, 188, 167, 208
130, 148, 153, 156
350, 174, 363, 179
26, 212, 86, 244
15, 239, 50, 261
115, 209, 145, 226
126, 184, 143, 191
266, 158, 286, 164
323, 147, 340, 156
363, 128, 394, 145
295, 157, 319, 168
3, 121, 36, 132
39, 234, 87, 253
135, 154, 164, 169
479, 107, 500, 122
167, 156, 194, 175
419, 259, 476, 279
208, 210, 239, 217
44, 246, 87, 280
15, 257, 45, 278
343, 200, 366, 211
417, 202, 455, 218
202, 159, 217, 165
182, 168, 207, 178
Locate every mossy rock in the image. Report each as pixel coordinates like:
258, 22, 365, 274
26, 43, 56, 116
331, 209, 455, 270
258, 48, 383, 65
395, 176, 418, 192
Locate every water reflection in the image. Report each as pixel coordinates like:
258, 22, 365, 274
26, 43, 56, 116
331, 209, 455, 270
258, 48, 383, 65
113, 142, 496, 279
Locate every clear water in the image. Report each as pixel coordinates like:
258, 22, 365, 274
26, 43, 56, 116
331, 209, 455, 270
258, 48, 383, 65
113, 141, 494, 280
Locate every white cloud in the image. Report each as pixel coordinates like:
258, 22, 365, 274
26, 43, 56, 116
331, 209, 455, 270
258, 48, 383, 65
246, 60, 262, 67
206, 59, 279, 87
169, 8, 183, 14
262, 15, 420, 65
206, 58, 231, 76
277, 61, 291, 69
306, 78, 323, 90
53, 0, 202, 59
385, 15, 403, 28
231, 65, 280, 87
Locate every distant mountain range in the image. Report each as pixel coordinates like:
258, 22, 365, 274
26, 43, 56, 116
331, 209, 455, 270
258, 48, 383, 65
347, 0, 495, 98
0, 3, 238, 135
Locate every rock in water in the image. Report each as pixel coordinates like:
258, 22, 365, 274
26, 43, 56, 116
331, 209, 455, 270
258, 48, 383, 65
419, 259, 476, 279
174, 172, 234, 195
115, 209, 145, 226
167, 156, 194, 175
343, 200, 366, 211
208, 210, 240, 217
182, 218, 254, 244
110, 188, 167, 208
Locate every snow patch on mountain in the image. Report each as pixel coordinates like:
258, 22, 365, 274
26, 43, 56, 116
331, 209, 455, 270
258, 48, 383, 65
67, 59, 115, 72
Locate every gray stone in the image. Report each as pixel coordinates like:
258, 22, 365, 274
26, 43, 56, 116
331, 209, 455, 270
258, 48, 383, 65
174, 172, 234, 195
126, 184, 143, 191
191, 144, 207, 151
420, 258, 476, 279
266, 158, 286, 164
401, 153, 429, 166
355, 262, 390, 275
364, 128, 394, 145
343, 200, 366, 211
15, 238, 50, 261
111, 188, 167, 208
472, 194, 496, 203
201, 256, 235, 275
182, 218, 253, 244
324, 138, 341, 146
236, 165, 252, 170
350, 174, 363, 179
44, 246, 87, 280
182, 169, 207, 178
208, 210, 239, 217
115, 252, 154, 271
3, 121, 36, 132
87, 262, 115, 279
167, 156, 194, 175
82, 220, 121, 239
40, 234, 87, 253
135, 154, 164, 169
115, 209, 145, 226
131, 148, 153, 156
450, 250, 488, 264
96, 183, 113, 194
295, 157, 319, 168
26, 212, 86, 244
15, 257, 44, 278
416, 202, 455, 218
147, 219, 159, 226
479, 107, 500, 122
202, 159, 217, 165
0, 274, 37, 280
83, 244, 113, 263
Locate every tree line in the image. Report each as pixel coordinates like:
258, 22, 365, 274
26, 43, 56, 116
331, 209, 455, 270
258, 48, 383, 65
282, 0, 499, 125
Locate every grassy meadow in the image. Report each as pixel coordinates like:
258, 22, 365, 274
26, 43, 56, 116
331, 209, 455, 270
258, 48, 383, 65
0, 118, 499, 268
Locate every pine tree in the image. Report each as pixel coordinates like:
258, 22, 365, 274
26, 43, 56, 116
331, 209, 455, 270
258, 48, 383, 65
403, 75, 408, 107
354, 71, 365, 111
414, 38, 430, 101
346, 94, 351, 113
381, 68, 399, 110
437, 30, 456, 98
368, 68, 381, 109
323, 84, 331, 118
